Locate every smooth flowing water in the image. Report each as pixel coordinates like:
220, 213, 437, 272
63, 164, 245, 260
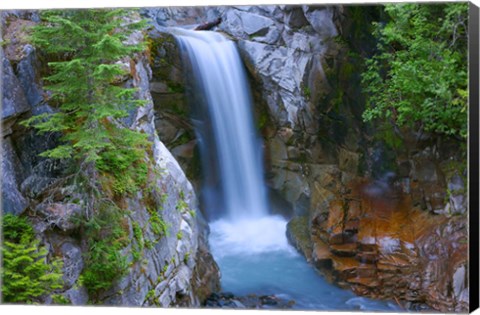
174, 28, 400, 311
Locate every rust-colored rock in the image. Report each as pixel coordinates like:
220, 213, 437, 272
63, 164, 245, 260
329, 243, 357, 257
298, 177, 468, 312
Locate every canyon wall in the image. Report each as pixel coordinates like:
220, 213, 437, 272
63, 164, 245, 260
1, 10, 219, 306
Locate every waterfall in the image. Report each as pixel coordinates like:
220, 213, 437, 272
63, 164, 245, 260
174, 29, 269, 221
170, 27, 400, 312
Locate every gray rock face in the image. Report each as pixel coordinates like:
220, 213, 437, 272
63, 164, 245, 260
2, 138, 29, 215
1, 13, 219, 307
16, 45, 43, 107
97, 53, 219, 308
64, 286, 89, 305
302, 6, 338, 38
35, 202, 82, 232
2, 56, 30, 126
214, 5, 336, 129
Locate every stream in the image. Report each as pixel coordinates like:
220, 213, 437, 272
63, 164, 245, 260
209, 216, 401, 311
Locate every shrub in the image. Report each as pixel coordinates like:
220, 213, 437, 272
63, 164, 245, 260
362, 3, 468, 139
1, 214, 64, 303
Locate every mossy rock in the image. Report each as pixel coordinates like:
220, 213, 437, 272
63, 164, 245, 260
286, 216, 313, 260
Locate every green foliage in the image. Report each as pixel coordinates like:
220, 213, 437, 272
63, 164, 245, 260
1, 214, 64, 303
362, 3, 468, 138
79, 202, 129, 295
149, 212, 170, 237
176, 199, 189, 212
183, 252, 190, 264
303, 86, 311, 98
131, 221, 144, 262
23, 9, 151, 185
51, 294, 70, 305
188, 209, 197, 218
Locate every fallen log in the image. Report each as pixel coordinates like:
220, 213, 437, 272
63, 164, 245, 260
194, 17, 222, 31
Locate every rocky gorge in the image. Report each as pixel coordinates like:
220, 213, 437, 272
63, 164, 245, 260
1, 4, 470, 312
143, 4, 469, 312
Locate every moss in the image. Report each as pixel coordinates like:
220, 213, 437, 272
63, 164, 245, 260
303, 86, 311, 98
52, 294, 70, 305
169, 131, 192, 148
286, 216, 313, 257
149, 211, 170, 237
167, 83, 185, 94
132, 221, 144, 262
176, 199, 189, 212
145, 240, 155, 250
183, 252, 190, 264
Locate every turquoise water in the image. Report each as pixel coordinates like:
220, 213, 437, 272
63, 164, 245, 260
209, 216, 402, 311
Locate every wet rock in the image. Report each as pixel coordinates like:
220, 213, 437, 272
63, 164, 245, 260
205, 292, 294, 309
286, 216, 313, 260
260, 295, 278, 305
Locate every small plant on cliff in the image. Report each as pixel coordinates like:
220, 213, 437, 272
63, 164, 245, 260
1, 214, 64, 303
362, 3, 468, 139
22, 9, 150, 195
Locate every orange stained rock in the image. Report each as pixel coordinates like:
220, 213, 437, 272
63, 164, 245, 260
342, 181, 446, 251
347, 276, 380, 288
313, 239, 332, 260
332, 256, 360, 272
326, 199, 345, 233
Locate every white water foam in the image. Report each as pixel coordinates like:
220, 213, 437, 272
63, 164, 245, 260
209, 215, 297, 258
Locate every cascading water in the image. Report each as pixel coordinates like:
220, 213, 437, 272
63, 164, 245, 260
174, 29, 268, 221
173, 27, 400, 311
